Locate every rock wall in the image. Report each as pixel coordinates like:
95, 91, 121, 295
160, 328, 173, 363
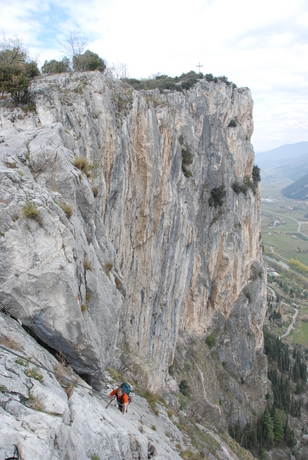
0, 72, 267, 410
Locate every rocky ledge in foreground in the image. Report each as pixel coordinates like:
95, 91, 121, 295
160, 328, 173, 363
0, 313, 254, 460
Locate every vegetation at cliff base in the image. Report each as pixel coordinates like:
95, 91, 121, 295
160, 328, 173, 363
229, 330, 306, 456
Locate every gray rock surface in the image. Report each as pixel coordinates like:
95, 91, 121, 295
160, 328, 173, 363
0, 71, 267, 427
0, 313, 243, 460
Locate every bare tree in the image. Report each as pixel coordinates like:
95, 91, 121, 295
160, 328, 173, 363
107, 62, 129, 79
58, 26, 88, 63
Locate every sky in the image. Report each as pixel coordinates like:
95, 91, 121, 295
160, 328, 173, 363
1, 0, 308, 153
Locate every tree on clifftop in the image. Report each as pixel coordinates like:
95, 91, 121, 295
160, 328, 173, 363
0, 34, 39, 101
42, 57, 71, 75
59, 26, 106, 73
73, 50, 106, 72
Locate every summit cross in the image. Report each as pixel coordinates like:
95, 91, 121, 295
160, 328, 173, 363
196, 63, 203, 73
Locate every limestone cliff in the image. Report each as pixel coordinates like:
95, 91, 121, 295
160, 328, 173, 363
0, 71, 267, 432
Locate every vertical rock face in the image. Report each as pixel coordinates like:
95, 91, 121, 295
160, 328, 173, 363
0, 72, 267, 415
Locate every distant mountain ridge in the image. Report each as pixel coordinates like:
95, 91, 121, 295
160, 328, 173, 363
282, 173, 308, 200
255, 142, 308, 182
256, 142, 308, 163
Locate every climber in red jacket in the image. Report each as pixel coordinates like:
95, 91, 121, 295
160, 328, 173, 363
109, 386, 129, 414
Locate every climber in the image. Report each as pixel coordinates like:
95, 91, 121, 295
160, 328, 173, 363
108, 382, 131, 414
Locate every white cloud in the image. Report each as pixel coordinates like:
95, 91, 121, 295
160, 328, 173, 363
1, 0, 308, 152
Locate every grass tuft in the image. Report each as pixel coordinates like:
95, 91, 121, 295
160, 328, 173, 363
72, 156, 93, 178
60, 202, 73, 219
23, 202, 41, 223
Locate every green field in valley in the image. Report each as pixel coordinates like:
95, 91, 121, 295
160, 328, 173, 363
261, 178, 308, 347
261, 179, 308, 266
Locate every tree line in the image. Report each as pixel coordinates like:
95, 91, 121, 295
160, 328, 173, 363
229, 330, 308, 456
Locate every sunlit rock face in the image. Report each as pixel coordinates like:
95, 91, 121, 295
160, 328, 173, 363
0, 72, 267, 410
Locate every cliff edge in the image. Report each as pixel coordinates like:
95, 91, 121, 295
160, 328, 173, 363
0, 71, 267, 446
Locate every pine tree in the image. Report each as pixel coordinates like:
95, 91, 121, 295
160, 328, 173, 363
262, 407, 274, 447
273, 411, 284, 443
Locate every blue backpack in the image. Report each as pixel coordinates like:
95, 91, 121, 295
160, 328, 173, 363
120, 382, 131, 395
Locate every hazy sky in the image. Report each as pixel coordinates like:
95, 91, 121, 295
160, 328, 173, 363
1, 0, 308, 152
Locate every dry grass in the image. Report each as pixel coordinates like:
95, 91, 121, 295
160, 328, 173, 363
104, 262, 113, 277
28, 394, 44, 412
24, 368, 44, 383
85, 290, 91, 303
0, 335, 21, 350
60, 202, 73, 219
72, 157, 93, 178
81, 303, 88, 314
4, 161, 17, 168
23, 202, 41, 223
84, 259, 92, 271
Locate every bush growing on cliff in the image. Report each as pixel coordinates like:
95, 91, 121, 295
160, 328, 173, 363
179, 379, 191, 397
123, 71, 203, 93
42, 57, 71, 75
73, 50, 106, 73
232, 166, 261, 197
209, 185, 226, 208
206, 334, 217, 347
181, 142, 193, 178
252, 165, 261, 183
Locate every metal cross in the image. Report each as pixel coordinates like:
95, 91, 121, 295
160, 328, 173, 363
196, 63, 203, 73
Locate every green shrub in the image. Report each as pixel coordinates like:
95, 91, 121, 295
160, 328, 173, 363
205, 73, 214, 82
24, 368, 44, 383
206, 334, 217, 348
232, 181, 248, 195
181, 143, 193, 177
179, 379, 191, 397
252, 164, 261, 183
182, 165, 192, 178
208, 185, 226, 208
42, 57, 70, 75
123, 70, 202, 93
73, 50, 106, 72
0, 40, 39, 101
